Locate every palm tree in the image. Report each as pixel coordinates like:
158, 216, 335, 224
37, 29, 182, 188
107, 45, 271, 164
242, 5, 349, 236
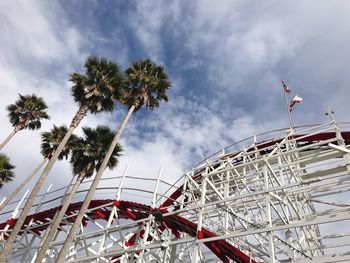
0, 57, 123, 261
34, 126, 122, 263
57, 59, 171, 262
0, 154, 15, 189
0, 94, 50, 151
0, 125, 76, 211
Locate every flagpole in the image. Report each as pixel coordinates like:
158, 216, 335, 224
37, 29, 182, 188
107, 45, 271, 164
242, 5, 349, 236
281, 81, 303, 133
283, 87, 295, 129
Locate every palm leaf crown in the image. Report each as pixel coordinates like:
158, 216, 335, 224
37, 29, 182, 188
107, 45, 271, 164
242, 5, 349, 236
41, 125, 78, 160
70, 126, 122, 178
7, 94, 50, 131
70, 56, 123, 114
123, 59, 171, 111
0, 154, 15, 188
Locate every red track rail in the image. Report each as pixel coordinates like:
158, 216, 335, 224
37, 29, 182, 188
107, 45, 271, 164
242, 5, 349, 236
1, 199, 255, 263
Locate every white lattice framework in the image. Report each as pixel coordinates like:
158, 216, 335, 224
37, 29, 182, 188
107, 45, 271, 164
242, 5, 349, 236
1, 121, 350, 262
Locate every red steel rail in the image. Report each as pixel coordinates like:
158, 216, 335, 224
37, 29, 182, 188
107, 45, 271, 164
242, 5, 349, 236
1, 199, 254, 263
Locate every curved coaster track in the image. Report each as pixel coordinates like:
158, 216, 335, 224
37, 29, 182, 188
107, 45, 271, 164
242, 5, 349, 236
1, 122, 350, 262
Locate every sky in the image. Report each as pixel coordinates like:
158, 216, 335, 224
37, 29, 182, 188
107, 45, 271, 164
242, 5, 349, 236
1, 0, 350, 207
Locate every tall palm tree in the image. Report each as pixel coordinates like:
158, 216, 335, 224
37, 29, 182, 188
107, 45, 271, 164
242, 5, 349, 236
34, 126, 122, 263
0, 57, 123, 261
0, 94, 50, 151
0, 154, 15, 189
57, 59, 171, 262
0, 125, 76, 211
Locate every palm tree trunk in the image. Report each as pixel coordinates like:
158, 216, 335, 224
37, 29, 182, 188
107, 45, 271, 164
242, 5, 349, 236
0, 105, 88, 262
0, 158, 47, 211
56, 105, 135, 262
34, 173, 85, 263
0, 129, 17, 151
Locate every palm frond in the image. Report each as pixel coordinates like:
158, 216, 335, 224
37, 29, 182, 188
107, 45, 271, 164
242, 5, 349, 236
70, 56, 123, 114
6, 94, 50, 131
41, 125, 78, 160
0, 154, 15, 188
70, 125, 123, 178
123, 59, 171, 111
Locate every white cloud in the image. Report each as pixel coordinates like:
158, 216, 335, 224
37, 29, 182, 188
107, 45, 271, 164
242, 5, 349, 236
116, 96, 283, 182
127, 0, 166, 62
128, 0, 350, 127
0, 1, 83, 66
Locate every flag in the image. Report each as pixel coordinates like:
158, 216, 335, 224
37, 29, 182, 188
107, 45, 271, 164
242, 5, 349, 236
289, 95, 303, 111
282, 80, 290, 93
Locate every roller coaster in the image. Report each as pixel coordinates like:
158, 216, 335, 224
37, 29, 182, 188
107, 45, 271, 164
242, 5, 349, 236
1, 121, 350, 262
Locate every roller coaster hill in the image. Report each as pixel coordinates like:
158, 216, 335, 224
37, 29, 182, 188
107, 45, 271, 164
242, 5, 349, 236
1, 121, 350, 262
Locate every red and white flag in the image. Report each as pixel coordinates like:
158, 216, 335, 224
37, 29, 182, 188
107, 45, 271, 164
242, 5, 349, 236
282, 80, 290, 93
289, 95, 303, 111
